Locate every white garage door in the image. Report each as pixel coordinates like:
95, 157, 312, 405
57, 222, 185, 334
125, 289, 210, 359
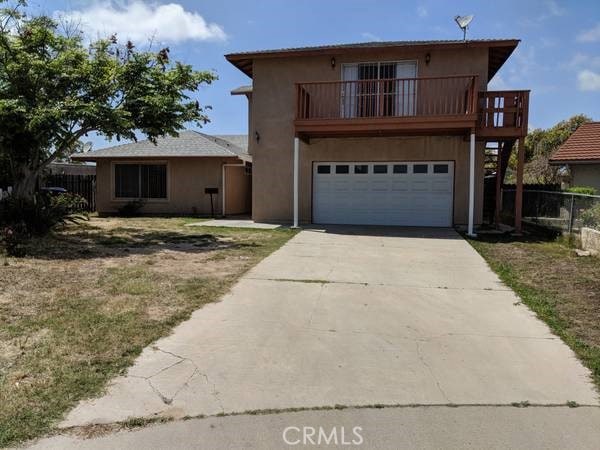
313, 161, 454, 227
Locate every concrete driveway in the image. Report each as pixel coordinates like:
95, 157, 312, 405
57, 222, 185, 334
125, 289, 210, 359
61, 227, 598, 428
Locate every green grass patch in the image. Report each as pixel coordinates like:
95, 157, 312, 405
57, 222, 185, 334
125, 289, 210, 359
0, 217, 297, 447
468, 235, 600, 391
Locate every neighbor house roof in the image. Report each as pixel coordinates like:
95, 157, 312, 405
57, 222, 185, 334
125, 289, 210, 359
550, 122, 600, 164
225, 39, 519, 80
230, 85, 253, 95
72, 131, 250, 162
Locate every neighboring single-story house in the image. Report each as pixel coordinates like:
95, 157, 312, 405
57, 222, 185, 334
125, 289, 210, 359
550, 122, 600, 192
72, 131, 251, 216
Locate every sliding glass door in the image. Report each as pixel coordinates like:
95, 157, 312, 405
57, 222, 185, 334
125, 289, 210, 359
341, 61, 417, 118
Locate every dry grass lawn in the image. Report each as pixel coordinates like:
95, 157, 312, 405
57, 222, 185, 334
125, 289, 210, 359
469, 234, 600, 392
0, 217, 297, 447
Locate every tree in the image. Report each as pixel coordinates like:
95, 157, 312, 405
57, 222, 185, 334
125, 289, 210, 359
512, 114, 592, 184
0, 1, 216, 200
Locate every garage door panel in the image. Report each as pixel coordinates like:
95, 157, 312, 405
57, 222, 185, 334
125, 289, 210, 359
391, 180, 409, 191
313, 161, 454, 227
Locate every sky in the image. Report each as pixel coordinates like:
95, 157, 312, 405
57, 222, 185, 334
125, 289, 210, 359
26, 0, 600, 150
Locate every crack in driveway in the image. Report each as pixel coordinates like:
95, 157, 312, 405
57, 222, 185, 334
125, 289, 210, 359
129, 347, 222, 409
415, 341, 450, 403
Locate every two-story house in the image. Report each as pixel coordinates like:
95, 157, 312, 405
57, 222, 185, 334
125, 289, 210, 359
226, 39, 529, 234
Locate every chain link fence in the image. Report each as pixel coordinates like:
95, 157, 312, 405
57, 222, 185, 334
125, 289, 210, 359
501, 189, 600, 233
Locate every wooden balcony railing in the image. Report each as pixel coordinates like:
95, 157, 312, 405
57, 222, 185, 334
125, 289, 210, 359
477, 90, 530, 138
294, 76, 529, 140
296, 75, 478, 121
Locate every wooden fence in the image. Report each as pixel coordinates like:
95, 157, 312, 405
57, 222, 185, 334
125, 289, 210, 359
45, 174, 96, 212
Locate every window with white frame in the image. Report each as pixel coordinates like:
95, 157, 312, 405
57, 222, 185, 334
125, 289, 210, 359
114, 163, 167, 199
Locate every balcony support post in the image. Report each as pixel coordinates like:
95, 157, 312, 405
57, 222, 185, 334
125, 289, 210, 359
494, 143, 503, 227
514, 138, 524, 234
467, 131, 476, 237
293, 136, 300, 228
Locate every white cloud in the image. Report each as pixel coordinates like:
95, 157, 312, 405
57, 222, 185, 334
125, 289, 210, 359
56, 1, 226, 44
361, 32, 382, 42
577, 23, 600, 42
545, 0, 565, 17
417, 5, 428, 18
519, 0, 565, 27
577, 70, 600, 91
566, 52, 600, 70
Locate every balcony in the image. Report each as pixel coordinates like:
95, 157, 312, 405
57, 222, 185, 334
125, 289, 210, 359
477, 90, 530, 139
294, 75, 529, 140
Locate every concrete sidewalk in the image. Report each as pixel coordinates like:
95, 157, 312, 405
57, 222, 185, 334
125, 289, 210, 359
59, 227, 598, 429
31, 406, 600, 449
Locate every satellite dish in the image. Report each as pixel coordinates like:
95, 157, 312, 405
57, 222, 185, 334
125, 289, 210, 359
82, 141, 93, 153
454, 15, 474, 40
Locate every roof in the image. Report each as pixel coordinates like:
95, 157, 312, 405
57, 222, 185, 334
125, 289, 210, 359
550, 122, 600, 164
230, 85, 253, 95
213, 134, 248, 151
71, 130, 250, 162
225, 39, 520, 80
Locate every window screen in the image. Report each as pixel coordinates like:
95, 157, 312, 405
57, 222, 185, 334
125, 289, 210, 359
115, 164, 167, 199
141, 165, 167, 198
115, 164, 140, 198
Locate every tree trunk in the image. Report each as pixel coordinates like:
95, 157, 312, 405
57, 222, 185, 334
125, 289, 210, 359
11, 165, 39, 201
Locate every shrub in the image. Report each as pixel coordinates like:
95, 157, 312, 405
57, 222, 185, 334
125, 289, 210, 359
0, 222, 29, 257
50, 192, 88, 216
0, 193, 88, 255
117, 199, 145, 217
567, 186, 597, 196
581, 203, 600, 231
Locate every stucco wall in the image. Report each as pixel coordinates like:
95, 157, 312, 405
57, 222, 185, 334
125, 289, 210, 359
571, 164, 600, 192
96, 157, 241, 215
248, 46, 489, 224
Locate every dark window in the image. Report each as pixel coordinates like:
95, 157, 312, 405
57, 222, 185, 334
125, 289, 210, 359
413, 164, 428, 174
393, 164, 408, 174
433, 164, 449, 174
357, 62, 397, 117
317, 165, 331, 174
115, 164, 140, 198
115, 164, 167, 199
141, 165, 167, 198
335, 165, 349, 174
373, 164, 388, 174
354, 165, 368, 174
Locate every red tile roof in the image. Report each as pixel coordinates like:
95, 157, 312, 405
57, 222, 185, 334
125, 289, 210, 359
550, 122, 600, 163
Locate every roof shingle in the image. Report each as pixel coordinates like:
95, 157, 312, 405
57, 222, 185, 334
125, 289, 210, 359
550, 122, 600, 163
72, 131, 249, 161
